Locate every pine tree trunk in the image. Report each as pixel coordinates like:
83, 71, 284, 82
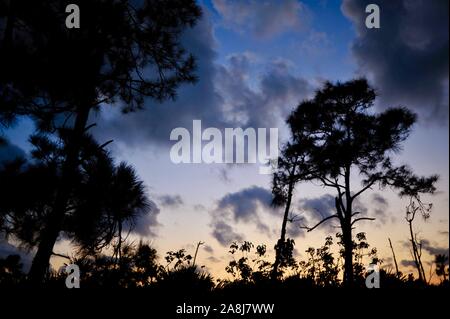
408, 219, 425, 283
342, 165, 354, 287
342, 221, 353, 286
28, 103, 91, 285
272, 174, 295, 279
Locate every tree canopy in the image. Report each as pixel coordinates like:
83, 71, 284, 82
272, 79, 438, 285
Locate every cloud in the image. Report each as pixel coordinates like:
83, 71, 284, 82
401, 239, 449, 257
206, 187, 308, 239
298, 194, 370, 232
193, 204, 207, 211
211, 220, 244, 246
212, 0, 310, 38
400, 259, 417, 268
286, 222, 305, 238
299, 194, 385, 230
299, 30, 333, 57
94, 14, 228, 148
217, 167, 231, 183
203, 245, 214, 254
0, 239, 33, 272
157, 194, 184, 208
216, 185, 275, 222
95, 8, 312, 151
206, 256, 221, 263
371, 193, 389, 225
421, 240, 449, 256
210, 186, 279, 241
126, 201, 161, 237
210, 186, 287, 245
372, 193, 388, 206
372, 208, 388, 225
216, 55, 312, 130
300, 193, 388, 228
298, 194, 338, 232
351, 196, 368, 216
342, 0, 449, 123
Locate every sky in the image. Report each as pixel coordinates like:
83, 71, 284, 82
1, 0, 449, 281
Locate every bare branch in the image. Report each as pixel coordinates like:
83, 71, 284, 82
318, 177, 345, 189
351, 179, 377, 200
300, 214, 339, 232
351, 217, 376, 226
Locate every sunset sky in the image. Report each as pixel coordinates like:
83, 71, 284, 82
1, 0, 449, 281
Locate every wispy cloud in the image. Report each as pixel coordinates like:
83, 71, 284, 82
157, 194, 184, 208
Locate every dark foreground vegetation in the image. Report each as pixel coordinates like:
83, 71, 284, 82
0, 1, 448, 292
1, 236, 448, 289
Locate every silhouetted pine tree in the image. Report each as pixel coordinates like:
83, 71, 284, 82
0, 0, 201, 284
274, 79, 438, 286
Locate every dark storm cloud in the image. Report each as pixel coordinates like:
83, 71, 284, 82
342, 0, 449, 123
211, 220, 244, 246
157, 194, 184, 208
212, 0, 310, 38
95, 13, 312, 149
